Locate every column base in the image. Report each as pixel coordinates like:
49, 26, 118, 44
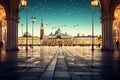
101, 48, 114, 51
6, 48, 19, 51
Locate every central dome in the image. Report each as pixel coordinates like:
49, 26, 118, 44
23, 32, 31, 37
55, 28, 61, 35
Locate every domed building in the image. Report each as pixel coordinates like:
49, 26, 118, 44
47, 28, 71, 39
18, 32, 40, 46
54, 28, 61, 35
43, 28, 72, 46
23, 32, 31, 37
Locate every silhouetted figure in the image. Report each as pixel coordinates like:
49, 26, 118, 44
98, 44, 100, 48
30, 44, 32, 48
116, 41, 119, 48
0, 41, 3, 50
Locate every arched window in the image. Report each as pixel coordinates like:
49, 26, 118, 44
57, 35, 61, 39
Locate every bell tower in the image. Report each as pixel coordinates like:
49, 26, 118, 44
40, 19, 44, 40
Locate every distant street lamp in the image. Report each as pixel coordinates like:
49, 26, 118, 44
31, 17, 36, 48
20, 0, 28, 51
91, 0, 99, 51
21, 24, 23, 48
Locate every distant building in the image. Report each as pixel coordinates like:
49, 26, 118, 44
18, 32, 40, 45
72, 35, 98, 46
18, 20, 101, 46
18, 30, 101, 46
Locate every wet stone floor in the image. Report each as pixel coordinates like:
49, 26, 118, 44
0, 46, 120, 80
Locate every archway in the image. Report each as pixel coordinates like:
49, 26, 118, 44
113, 4, 120, 49
0, 0, 20, 51
0, 4, 7, 49
100, 0, 120, 51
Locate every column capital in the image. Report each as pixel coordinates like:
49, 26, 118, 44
101, 13, 114, 23
6, 14, 19, 23
101, 13, 114, 20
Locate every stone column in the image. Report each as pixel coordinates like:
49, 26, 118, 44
6, 14, 19, 51
0, 21, 2, 41
101, 14, 114, 51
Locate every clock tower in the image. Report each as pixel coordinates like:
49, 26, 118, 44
40, 19, 44, 40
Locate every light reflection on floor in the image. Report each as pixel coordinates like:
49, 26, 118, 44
0, 46, 120, 80
0, 46, 119, 65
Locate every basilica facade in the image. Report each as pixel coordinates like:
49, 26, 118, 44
43, 28, 72, 46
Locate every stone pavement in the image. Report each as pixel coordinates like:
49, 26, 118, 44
0, 46, 120, 80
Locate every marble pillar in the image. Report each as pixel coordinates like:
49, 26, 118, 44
6, 14, 19, 50
101, 14, 114, 51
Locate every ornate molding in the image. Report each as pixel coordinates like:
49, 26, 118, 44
101, 13, 114, 23
6, 14, 19, 23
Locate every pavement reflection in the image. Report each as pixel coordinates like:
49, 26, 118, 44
0, 46, 120, 80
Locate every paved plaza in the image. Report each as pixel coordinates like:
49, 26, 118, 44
0, 46, 120, 80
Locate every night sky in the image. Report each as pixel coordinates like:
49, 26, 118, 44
19, 0, 101, 37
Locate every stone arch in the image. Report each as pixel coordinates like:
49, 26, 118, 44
100, 0, 114, 50
0, 0, 11, 15
112, 2, 120, 49
108, 0, 120, 50
99, 0, 120, 50
0, 4, 7, 49
0, 0, 19, 50
110, 0, 120, 15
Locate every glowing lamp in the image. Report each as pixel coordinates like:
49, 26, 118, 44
21, 0, 27, 7
91, 0, 99, 7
